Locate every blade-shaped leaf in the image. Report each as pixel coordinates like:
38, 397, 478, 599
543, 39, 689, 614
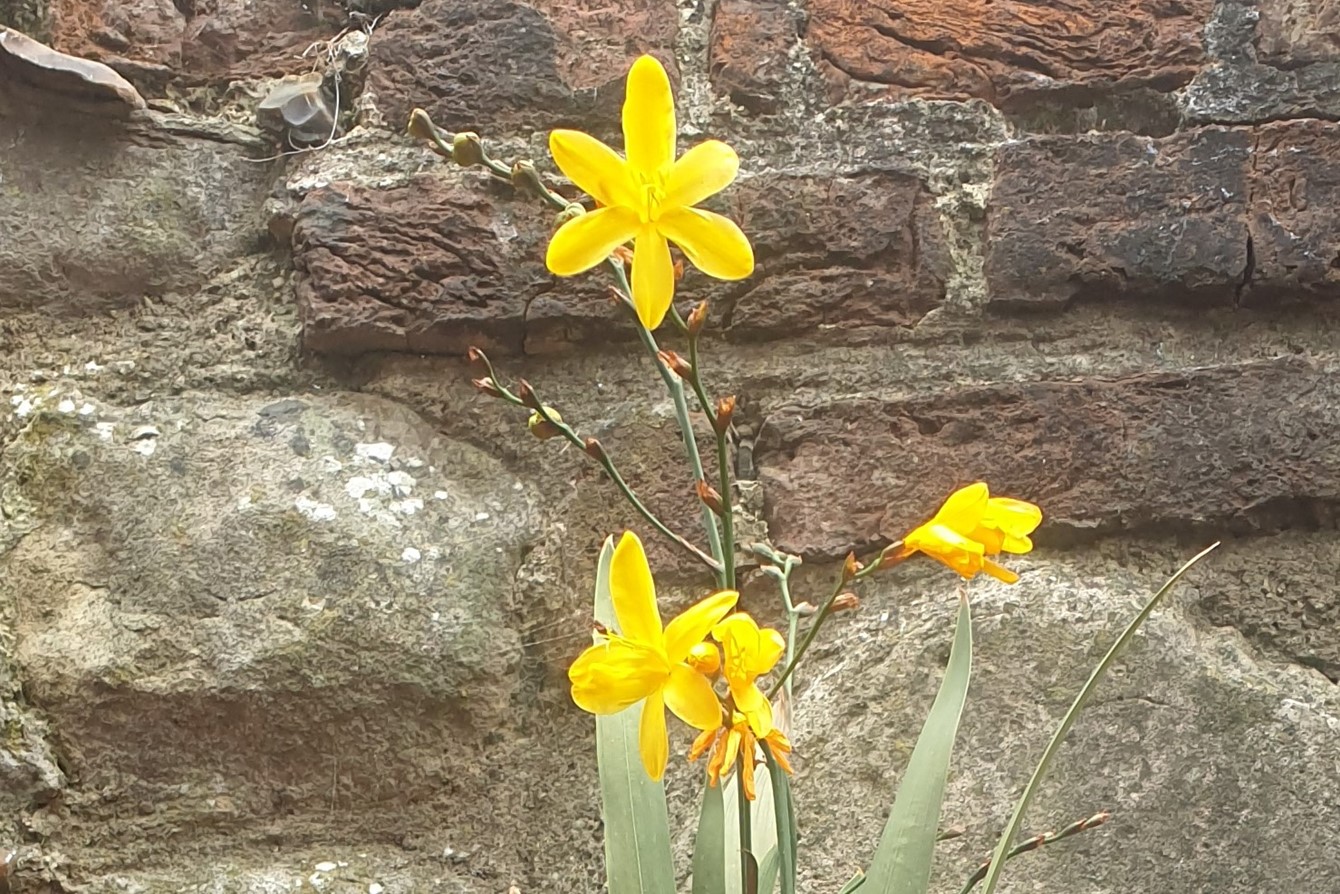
863, 594, 973, 894
977, 543, 1219, 894
592, 536, 677, 894
693, 782, 727, 894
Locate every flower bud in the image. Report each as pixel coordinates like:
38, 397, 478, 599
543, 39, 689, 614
685, 641, 721, 676
556, 203, 586, 227
842, 552, 863, 583
876, 541, 913, 571
516, 379, 543, 411
527, 407, 563, 440
451, 131, 485, 167
471, 377, 504, 399
713, 395, 736, 435
611, 245, 634, 268
696, 480, 725, 516
672, 258, 686, 283
832, 592, 860, 612
407, 108, 440, 141
657, 350, 693, 380
583, 437, 608, 463
511, 159, 543, 194
686, 301, 709, 337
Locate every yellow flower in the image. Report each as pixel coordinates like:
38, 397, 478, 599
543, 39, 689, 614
689, 712, 794, 801
712, 613, 785, 737
902, 482, 1043, 584
544, 55, 755, 331
569, 531, 737, 780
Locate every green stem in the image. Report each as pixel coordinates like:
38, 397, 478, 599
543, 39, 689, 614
525, 403, 721, 574
608, 262, 727, 587
681, 313, 736, 590
737, 770, 753, 893
957, 812, 1110, 894
766, 549, 891, 699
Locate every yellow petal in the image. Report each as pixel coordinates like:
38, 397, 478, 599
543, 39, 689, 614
569, 638, 669, 714
741, 736, 757, 801
664, 589, 739, 662
631, 226, 675, 329
639, 689, 669, 780
689, 726, 720, 762
609, 531, 663, 645
905, 523, 986, 579
549, 129, 637, 208
712, 612, 784, 680
982, 497, 1043, 552
546, 205, 640, 276
733, 682, 774, 737
623, 55, 676, 177
663, 140, 739, 208
983, 558, 1021, 584
719, 725, 741, 782
929, 482, 990, 534
657, 208, 754, 281
665, 663, 724, 731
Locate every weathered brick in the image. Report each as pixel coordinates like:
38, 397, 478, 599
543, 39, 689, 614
754, 359, 1340, 558
806, 0, 1212, 107
709, 0, 797, 114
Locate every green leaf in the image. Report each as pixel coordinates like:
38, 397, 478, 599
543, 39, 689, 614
838, 871, 866, 894
592, 536, 677, 894
863, 594, 974, 894
757, 848, 779, 894
693, 782, 727, 894
977, 543, 1218, 894
767, 757, 798, 894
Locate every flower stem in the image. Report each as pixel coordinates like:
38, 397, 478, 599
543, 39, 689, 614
766, 545, 897, 699
957, 812, 1110, 894
679, 307, 736, 590
608, 261, 727, 588
736, 770, 753, 893
752, 544, 803, 699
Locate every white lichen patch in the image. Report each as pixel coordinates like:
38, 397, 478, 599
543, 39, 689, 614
354, 441, 395, 464
401, 547, 422, 564
295, 496, 337, 522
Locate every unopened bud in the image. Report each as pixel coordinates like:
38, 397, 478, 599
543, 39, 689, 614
696, 480, 725, 516
793, 601, 818, 616
713, 395, 736, 435
583, 437, 608, 463
407, 108, 441, 142
452, 131, 485, 167
657, 350, 693, 380
672, 258, 686, 283
466, 345, 489, 374
471, 377, 504, 399
556, 203, 585, 227
611, 245, 634, 268
685, 641, 721, 676
877, 540, 912, 571
511, 159, 543, 194
686, 301, 709, 337
842, 552, 863, 583
516, 379, 543, 411
527, 407, 563, 440
832, 592, 860, 612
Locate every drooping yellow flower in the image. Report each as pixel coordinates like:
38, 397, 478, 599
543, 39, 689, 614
712, 613, 785, 737
902, 482, 1043, 584
689, 712, 794, 801
545, 54, 755, 331
569, 531, 737, 779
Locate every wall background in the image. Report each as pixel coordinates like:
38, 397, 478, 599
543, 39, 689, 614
2, 1, 1339, 891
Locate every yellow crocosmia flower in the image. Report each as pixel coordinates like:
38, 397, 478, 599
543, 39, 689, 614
689, 712, 793, 801
902, 482, 1043, 584
545, 54, 755, 331
711, 613, 785, 737
568, 531, 737, 780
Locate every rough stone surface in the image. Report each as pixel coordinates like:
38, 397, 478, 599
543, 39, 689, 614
709, 0, 798, 114
368, 0, 678, 136
806, 0, 1212, 106
0, 106, 273, 312
0, 25, 144, 114
754, 358, 1340, 558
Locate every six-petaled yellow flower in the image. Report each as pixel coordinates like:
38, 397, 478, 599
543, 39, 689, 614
690, 711, 793, 801
712, 612, 785, 737
545, 54, 755, 331
568, 531, 737, 780
901, 482, 1043, 584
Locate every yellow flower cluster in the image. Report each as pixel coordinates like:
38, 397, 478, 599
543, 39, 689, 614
569, 532, 790, 792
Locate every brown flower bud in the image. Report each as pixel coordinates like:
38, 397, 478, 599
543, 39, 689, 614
695, 480, 725, 516
672, 258, 686, 283
793, 601, 818, 616
556, 203, 586, 228
611, 245, 634, 268
451, 131, 485, 167
583, 437, 608, 463
713, 395, 736, 435
832, 592, 860, 612
657, 349, 693, 380
876, 540, 912, 571
516, 379, 543, 411
407, 108, 442, 142
842, 551, 863, 583
471, 377, 504, 399
686, 301, 709, 337
527, 407, 563, 440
